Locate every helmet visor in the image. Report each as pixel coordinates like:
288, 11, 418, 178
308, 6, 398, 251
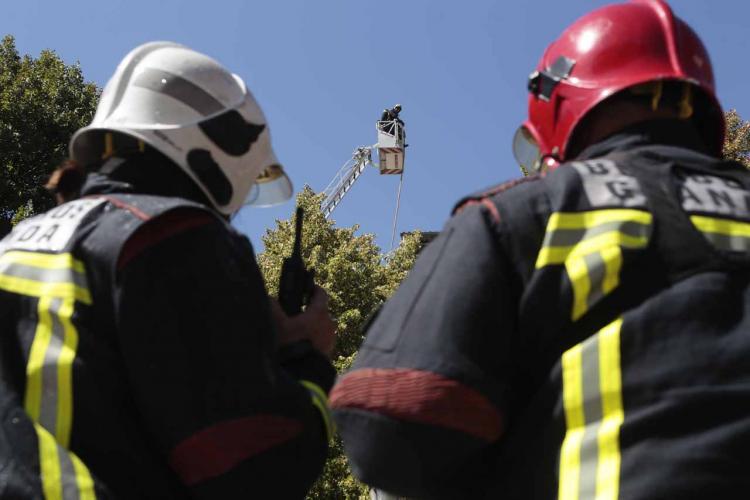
512, 126, 542, 177
245, 164, 294, 207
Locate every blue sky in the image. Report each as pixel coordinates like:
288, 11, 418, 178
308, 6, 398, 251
3, 1, 749, 252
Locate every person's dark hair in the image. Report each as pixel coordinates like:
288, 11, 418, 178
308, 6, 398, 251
567, 80, 713, 158
45, 160, 86, 204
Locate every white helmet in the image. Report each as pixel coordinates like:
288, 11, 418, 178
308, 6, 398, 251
69, 41, 292, 215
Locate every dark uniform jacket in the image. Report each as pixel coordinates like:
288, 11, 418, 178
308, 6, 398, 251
331, 121, 750, 499
380, 109, 400, 122
380, 109, 404, 131
0, 164, 335, 499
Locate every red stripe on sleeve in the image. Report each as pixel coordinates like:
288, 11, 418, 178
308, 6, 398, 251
118, 210, 216, 270
481, 198, 501, 223
330, 368, 503, 442
168, 415, 303, 486
452, 198, 501, 223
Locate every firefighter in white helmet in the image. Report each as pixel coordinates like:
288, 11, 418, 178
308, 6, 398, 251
0, 41, 335, 498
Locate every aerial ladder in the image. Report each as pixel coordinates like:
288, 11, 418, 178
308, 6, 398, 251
320, 118, 407, 247
322, 116, 409, 498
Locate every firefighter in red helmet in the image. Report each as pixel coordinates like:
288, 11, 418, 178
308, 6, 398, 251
331, 2, 750, 498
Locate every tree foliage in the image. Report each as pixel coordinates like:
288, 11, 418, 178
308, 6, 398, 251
724, 109, 750, 168
0, 35, 99, 229
256, 187, 423, 499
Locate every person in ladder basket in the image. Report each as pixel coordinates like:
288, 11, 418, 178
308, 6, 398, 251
330, 1, 750, 498
380, 104, 405, 142
0, 42, 336, 498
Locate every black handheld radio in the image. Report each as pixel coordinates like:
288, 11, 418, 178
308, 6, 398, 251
278, 207, 315, 316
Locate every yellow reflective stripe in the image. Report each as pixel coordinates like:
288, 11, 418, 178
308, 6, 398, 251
537, 231, 649, 267
559, 343, 584, 500
690, 215, 750, 237
56, 297, 77, 447
0, 251, 91, 304
70, 452, 97, 500
1, 250, 86, 274
565, 257, 590, 321
0, 250, 95, 496
689, 215, 750, 252
559, 319, 624, 500
36, 423, 64, 500
300, 380, 335, 441
600, 246, 622, 295
537, 209, 651, 321
548, 209, 652, 229
596, 319, 624, 500
0, 274, 91, 304
536, 209, 652, 268
562, 344, 585, 430
35, 423, 97, 500
25, 296, 54, 422
559, 427, 585, 500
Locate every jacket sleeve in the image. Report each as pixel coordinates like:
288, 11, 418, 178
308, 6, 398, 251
113, 209, 335, 499
330, 201, 519, 498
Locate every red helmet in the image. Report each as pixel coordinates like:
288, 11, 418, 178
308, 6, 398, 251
513, 0, 724, 174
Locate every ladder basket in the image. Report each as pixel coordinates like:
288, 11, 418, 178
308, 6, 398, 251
376, 120, 405, 175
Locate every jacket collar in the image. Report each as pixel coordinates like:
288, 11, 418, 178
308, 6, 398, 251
576, 120, 713, 161
80, 153, 212, 210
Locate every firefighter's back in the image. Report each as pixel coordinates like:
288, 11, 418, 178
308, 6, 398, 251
0, 195, 198, 498
493, 141, 750, 499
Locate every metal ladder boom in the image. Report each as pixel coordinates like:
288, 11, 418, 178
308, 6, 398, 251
321, 146, 372, 218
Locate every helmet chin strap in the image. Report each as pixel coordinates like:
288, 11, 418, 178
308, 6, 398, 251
538, 155, 561, 173
100, 132, 147, 163
523, 154, 559, 176
102, 132, 115, 160
536, 145, 561, 174
99, 157, 127, 175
